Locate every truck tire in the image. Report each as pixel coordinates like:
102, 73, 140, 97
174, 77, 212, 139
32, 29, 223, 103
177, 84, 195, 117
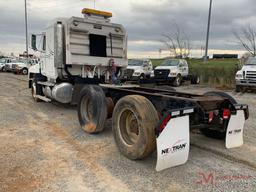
139, 73, 145, 80
200, 91, 237, 139
106, 97, 115, 119
22, 68, 28, 75
191, 75, 200, 84
173, 74, 182, 87
112, 95, 159, 160
78, 85, 107, 133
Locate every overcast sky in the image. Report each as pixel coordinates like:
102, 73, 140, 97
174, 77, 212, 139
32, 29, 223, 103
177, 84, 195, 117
0, 0, 255, 57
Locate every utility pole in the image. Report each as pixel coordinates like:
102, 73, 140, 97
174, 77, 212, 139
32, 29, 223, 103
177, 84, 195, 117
204, 0, 213, 62
24, 0, 29, 62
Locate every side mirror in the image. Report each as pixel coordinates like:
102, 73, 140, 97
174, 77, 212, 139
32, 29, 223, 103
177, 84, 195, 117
31, 34, 37, 51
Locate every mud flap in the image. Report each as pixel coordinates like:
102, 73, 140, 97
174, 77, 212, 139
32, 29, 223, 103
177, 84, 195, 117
156, 115, 190, 172
225, 110, 245, 149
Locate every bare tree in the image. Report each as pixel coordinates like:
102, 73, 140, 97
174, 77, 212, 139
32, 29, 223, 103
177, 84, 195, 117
234, 25, 256, 56
162, 24, 192, 58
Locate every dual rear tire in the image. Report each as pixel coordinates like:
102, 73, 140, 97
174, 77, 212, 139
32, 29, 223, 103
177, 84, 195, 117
78, 86, 159, 159
112, 95, 159, 159
78, 86, 107, 133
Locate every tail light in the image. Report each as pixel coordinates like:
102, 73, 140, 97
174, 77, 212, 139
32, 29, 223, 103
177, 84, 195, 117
222, 109, 231, 119
208, 111, 214, 123
159, 114, 171, 131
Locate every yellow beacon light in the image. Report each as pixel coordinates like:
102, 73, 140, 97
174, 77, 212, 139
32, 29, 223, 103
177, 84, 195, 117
82, 8, 112, 18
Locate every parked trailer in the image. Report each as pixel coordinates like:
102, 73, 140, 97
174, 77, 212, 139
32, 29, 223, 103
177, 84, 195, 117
76, 84, 249, 171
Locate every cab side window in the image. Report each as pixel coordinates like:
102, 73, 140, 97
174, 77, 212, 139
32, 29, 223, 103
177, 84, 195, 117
42, 35, 46, 51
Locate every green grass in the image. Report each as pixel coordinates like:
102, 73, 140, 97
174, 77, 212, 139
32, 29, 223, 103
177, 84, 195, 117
151, 58, 240, 88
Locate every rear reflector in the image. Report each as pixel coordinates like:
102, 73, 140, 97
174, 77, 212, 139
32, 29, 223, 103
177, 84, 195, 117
171, 111, 180, 116
183, 108, 194, 114
223, 109, 231, 119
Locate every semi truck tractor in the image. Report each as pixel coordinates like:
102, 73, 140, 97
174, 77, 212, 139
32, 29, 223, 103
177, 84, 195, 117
29, 8, 249, 171
29, 8, 128, 103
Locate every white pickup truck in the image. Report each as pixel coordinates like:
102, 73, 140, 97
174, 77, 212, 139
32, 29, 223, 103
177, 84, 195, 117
152, 59, 200, 86
122, 59, 153, 80
236, 57, 256, 92
14, 58, 39, 75
0, 58, 13, 72
7, 58, 30, 75
0, 59, 5, 71
13, 61, 30, 75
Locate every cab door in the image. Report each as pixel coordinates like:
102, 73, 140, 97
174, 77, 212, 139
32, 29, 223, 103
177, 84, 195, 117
148, 60, 153, 71
183, 60, 189, 76
40, 28, 57, 79
179, 60, 189, 76
142, 61, 149, 75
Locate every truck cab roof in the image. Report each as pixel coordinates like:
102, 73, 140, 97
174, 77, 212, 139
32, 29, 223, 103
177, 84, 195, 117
160, 59, 186, 66
128, 59, 151, 66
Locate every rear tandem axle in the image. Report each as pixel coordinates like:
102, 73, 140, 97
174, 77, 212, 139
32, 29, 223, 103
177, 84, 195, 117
76, 84, 248, 171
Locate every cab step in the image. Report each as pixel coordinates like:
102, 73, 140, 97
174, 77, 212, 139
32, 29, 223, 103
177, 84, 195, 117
37, 81, 55, 87
35, 95, 52, 102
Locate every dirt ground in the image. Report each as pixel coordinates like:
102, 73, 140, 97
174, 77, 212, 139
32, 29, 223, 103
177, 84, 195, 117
0, 73, 255, 192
